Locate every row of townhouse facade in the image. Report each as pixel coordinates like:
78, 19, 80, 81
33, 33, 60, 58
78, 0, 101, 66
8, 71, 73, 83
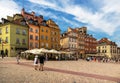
0, 9, 119, 58
60, 27, 97, 58
60, 27, 120, 59
0, 8, 60, 56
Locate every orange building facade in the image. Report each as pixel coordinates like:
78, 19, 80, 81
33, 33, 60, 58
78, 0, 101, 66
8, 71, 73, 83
21, 8, 60, 50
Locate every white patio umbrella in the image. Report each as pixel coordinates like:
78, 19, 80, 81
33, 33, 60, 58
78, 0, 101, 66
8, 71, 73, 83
49, 49, 60, 54
24, 49, 41, 54
39, 48, 49, 53
24, 50, 31, 53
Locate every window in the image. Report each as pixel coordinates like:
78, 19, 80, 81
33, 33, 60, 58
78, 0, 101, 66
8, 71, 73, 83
51, 37, 54, 41
41, 35, 44, 40
30, 35, 33, 40
22, 30, 26, 35
16, 28, 20, 34
43, 22, 46, 26
46, 43, 48, 47
46, 36, 48, 40
35, 22, 38, 25
35, 43, 39, 48
46, 29, 48, 33
30, 42, 33, 48
25, 16, 28, 20
20, 21, 26, 25
5, 37, 8, 43
41, 43, 44, 47
35, 29, 38, 33
35, 36, 39, 40
0, 29, 2, 35
29, 28, 33, 32
6, 27, 8, 33
16, 38, 20, 44
55, 38, 57, 42
55, 32, 57, 35
22, 39, 26, 44
52, 31, 54, 35
53, 38, 54, 41
41, 28, 44, 32
29, 20, 33, 24
51, 44, 54, 48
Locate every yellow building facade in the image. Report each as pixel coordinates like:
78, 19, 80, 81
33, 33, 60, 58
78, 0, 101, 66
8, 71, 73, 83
0, 22, 28, 57
46, 19, 60, 50
97, 38, 117, 58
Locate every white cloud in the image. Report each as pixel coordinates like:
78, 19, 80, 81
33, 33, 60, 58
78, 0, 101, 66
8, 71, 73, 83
62, 17, 79, 27
0, 0, 21, 22
29, 0, 58, 10
28, 0, 120, 36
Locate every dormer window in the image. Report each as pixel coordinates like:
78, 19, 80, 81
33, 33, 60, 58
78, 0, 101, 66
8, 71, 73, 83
20, 21, 26, 25
25, 16, 28, 20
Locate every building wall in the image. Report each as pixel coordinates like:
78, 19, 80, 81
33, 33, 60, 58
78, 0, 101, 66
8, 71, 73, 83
10, 23, 28, 56
0, 23, 28, 56
28, 24, 39, 49
97, 38, 118, 58
50, 27, 60, 50
97, 45, 111, 57
85, 35, 97, 54
68, 32, 78, 51
39, 25, 51, 49
0, 24, 10, 56
60, 37, 69, 49
46, 19, 60, 50
117, 47, 120, 58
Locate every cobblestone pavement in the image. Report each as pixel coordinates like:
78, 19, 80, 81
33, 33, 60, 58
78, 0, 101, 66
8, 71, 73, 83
0, 57, 120, 83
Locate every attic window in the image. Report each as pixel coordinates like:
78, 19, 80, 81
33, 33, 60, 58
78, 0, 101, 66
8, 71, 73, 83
25, 16, 28, 20
29, 20, 33, 24
20, 21, 26, 25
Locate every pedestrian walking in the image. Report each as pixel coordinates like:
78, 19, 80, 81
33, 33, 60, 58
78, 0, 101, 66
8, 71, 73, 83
5, 49, 8, 57
16, 55, 20, 64
16, 51, 21, 64
34, 55, 38, 70
38, 54, 45, 71
1, 50, 4, 59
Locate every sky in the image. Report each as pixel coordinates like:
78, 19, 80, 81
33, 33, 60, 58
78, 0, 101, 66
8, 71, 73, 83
0, 0, 120, 46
